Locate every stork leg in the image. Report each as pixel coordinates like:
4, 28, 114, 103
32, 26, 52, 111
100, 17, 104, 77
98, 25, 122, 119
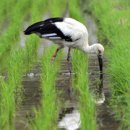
67, 47, 72, 99
98, 54, 103, 95
51, 46, 63, 63
67, 47, 72, 75
67, 47, 71, 62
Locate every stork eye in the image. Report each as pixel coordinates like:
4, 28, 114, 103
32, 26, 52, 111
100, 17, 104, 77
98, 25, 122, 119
98, 49, 101, 54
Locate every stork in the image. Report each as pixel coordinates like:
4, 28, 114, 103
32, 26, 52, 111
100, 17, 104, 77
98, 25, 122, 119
24, 17, 104, 94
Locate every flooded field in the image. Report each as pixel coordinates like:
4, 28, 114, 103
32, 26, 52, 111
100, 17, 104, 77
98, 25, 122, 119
14, 14, 119, 130
1, 0, 129, 130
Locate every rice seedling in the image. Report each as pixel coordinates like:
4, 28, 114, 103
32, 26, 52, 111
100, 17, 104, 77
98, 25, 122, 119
49, 0, 67, 16
0, 0, 17, 31
0, 0, 31, 72
72, 50, 97, 130
69, 1, 97, 129
0, 0, 108, 130
31, 46, 61, 130
0, 0, 34, 128
0, 79, 15, 130
69, 0, 84, 23
0, 0, 45, 129
88, 0, 130, 129
29, 1, 66, 129
0, 49, 28, 130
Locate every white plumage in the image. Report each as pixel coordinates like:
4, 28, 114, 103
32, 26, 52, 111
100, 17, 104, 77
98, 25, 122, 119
24, 17, 104, 94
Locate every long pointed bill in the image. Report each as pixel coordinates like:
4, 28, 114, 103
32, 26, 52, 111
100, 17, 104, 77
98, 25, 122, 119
98, 54, 103, 95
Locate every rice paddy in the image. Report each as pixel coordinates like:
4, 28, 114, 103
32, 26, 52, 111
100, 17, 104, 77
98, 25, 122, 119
0, 0, 129, 130
88, 0, 130, 129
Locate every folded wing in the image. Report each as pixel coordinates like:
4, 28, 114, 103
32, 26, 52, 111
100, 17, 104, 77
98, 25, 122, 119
24, 17, 81, 42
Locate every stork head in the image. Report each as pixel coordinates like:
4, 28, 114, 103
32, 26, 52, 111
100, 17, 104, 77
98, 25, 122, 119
89, 43, 104, 56
24, 21, 44, 35
24, 25, 36, 35
89, 43, 104, 69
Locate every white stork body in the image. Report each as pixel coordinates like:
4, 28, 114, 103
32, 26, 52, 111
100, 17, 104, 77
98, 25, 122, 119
24, 17, 104, 55
54, 18, 88, 48
24, 17, 104, 94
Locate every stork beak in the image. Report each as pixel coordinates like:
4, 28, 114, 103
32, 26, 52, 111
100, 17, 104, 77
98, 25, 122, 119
24, 29, 31, 35
97, 54, 103, 95
24, 30, 26, 35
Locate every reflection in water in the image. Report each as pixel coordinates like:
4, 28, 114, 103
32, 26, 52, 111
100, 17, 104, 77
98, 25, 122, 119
58, 110, 80, 130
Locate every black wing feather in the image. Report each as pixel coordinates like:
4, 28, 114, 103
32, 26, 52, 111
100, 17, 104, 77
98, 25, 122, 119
24, 17, 63, 35
24, 17, 73, 42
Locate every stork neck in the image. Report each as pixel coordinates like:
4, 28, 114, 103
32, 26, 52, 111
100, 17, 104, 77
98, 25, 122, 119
82, 44, 95, 54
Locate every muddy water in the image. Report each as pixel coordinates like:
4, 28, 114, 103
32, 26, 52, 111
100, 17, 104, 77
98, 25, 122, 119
15, 15, 119, 130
